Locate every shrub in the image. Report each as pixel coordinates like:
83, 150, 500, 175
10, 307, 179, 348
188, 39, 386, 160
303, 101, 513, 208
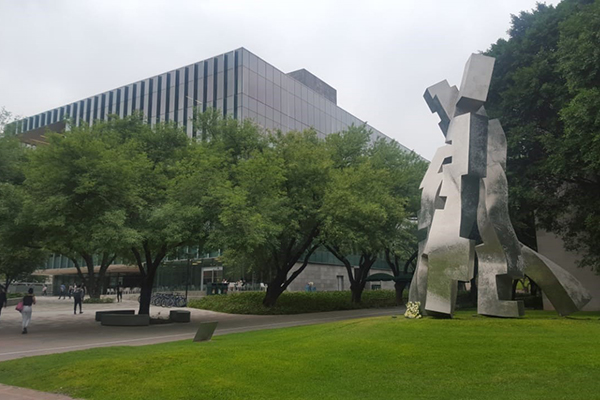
83, 297, 114, 304
7, 292, 25, 299
188, 290, 398, 315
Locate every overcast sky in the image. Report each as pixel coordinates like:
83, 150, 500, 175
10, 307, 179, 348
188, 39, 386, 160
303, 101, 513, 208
0, 0, 560, 159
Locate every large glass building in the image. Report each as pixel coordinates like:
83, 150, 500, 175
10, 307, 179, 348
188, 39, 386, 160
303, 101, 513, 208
18, 47, 412, 294
16, 47, 408, 152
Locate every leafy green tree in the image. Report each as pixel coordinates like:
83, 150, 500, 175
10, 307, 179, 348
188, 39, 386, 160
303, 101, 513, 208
0, 183, 46, 291
0, 136, 46, 290
370, 138, 427, 304
0, 107, 18, 137
383, 221, 418, 306
322, 126, 425, 303
23, 118, 148, 298
485, 0, 600, 269
218, 127, 331, 307
104, 116, 196, 315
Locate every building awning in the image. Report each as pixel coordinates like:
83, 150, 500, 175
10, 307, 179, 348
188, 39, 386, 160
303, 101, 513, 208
366, 272, 413, 282
33, 264, 140, 276
366, 273, 396, 282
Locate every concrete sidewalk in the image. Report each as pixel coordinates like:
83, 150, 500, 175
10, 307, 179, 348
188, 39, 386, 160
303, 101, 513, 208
0, 296, 403, 362
0, 383, 80, 400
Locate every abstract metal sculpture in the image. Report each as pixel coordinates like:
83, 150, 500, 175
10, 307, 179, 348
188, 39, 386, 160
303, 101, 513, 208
409, 54, 592, 318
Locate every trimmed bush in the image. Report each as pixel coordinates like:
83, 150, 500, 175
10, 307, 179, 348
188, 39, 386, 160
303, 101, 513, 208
7, 292, 25, 299
188, 290, 398, 315
83, 297, 115, 304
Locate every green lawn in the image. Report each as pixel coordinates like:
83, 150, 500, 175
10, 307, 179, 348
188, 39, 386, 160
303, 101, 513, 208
1, 311, 599, 400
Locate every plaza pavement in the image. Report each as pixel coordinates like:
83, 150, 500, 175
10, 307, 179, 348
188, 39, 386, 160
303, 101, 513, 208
0, 295, 403, 399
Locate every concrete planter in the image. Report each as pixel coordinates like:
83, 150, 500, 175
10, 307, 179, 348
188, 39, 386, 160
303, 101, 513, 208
169, 310, 191, 323
100, 314, 150, 326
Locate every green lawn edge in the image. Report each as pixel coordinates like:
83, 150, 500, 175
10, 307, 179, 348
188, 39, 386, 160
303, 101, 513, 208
1, 310, 599, 400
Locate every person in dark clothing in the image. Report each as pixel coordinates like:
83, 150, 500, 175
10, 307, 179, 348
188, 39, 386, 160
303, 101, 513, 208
0, 287, 7, 321
21, 288, 36, 334
73, 285, 83, 314
116, 284, 122, 303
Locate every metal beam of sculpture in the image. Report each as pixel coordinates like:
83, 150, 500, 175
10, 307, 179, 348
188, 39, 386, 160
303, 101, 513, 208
410, 54, 592, 318
521, 245, 592, 316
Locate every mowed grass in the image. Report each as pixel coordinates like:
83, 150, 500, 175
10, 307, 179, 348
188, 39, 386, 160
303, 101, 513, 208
1, 311, 599, 400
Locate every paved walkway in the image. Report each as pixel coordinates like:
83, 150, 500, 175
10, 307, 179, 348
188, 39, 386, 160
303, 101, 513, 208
0, 296, 403, 400
0, 384, 80, 400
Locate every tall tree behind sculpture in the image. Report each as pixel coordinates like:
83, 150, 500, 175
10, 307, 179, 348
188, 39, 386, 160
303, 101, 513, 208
410, 54, 591, 318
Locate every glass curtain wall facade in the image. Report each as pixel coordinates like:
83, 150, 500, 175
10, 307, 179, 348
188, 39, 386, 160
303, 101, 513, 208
14, 48, 408, 151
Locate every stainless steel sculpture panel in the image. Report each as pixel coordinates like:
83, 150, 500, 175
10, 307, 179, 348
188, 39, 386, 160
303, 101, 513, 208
409, 145, 453, 311
521, 245, 591, 316
475, 119, 524, 317
410, 53, 592, 317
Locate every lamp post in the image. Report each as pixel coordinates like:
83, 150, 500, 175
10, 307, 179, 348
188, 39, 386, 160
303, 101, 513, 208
185, 256, 191, 303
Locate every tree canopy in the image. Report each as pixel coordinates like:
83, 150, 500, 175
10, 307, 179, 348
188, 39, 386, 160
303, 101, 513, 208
322, 126, 426, 303
485, 0, 600, 270
23, 117, 149, 297
0, 135, 46, 290
1, 106, 425, 308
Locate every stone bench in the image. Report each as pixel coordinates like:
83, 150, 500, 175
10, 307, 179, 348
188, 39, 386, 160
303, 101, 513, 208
100, 314, 150, 326
169, 310, 191, 323
95, 309, 136, 322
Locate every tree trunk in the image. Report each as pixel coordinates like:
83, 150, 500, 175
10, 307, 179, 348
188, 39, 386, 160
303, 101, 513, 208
138, 279, 153, 315
262, 283, 285, 307
2, 277, 12, 292
88, 277, 103, 299
131, 243, 168, 315
138, 264, 159, 315
351, 282, 364, 303
394, 281, 407, 306
261, 243, 319, 308
262, 269, 288, 307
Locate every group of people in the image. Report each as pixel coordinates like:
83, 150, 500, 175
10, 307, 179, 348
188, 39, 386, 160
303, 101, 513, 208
58, 283, 86, 301
58, 284, 86, 315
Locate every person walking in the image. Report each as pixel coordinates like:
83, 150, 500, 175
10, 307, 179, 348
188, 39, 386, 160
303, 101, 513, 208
116, 284, 122, 303
42, 285, 47, 296
21, 288, 36, 334
68, 285, 73, 299
0, 287, 7, 321
59, 284, 66, 299
73, 285, 83, 314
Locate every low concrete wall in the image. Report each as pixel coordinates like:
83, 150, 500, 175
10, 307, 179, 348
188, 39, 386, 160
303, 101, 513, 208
100, 314, 150, 326
170, 310, 191, 322
95, 310, 135, 322
6, 298, 20, 306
